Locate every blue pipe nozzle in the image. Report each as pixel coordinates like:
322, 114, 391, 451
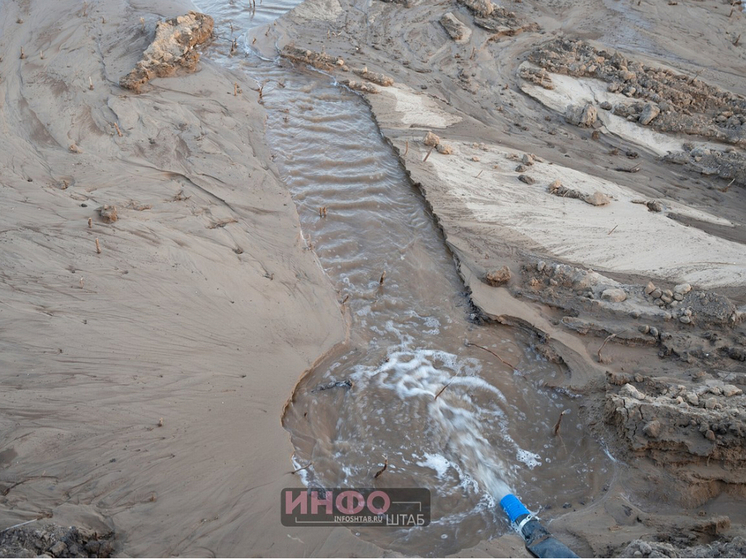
499, 494, 530, 523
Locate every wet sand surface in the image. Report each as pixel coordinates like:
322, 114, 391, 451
2, 0, 746, 557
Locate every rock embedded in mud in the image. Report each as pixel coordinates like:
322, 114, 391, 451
518, 174, 535, 185
519, 66, 554, 90
282, 46, 348, 72
565, 103, 597, 127
341, 79, 379, 94
584, 191, 611, 206
485, 266, 511, 286
424, 131, 440, 147
645, 281, 656, 295
602, 287, 627, 302
352, 67, 394, 87
674, 283, 691, 295
120, 12, 214, 93
643, 419, 662, 438
457, 0, 494, 18
638, 102, 661, 125
440, 13, 471, 43
620, 383, 646, 400
436, 143, 453, 155
646, 200, 663, 212
98, 205, 118, 223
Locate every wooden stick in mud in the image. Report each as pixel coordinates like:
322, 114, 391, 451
423, 146, 435, 163
89, 77, 94, 90
20, 47, 25, 60
374, 458, 388, 479
607, 224, 618, 235
720, 178, 736, 193
379, 270, 386, 286
292, 461, 313, 474
615, 165, 640, 173
597, 334, 616, 363
553, 409, 569, 437
95, 238, 101, 254
735, 34, 742, 47
404, 140, 409, 157
465, 341, 516, 369
114, 123, 123, 137
88, 217, 92, 229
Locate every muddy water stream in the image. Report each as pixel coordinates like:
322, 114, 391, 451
196, 1, 615, 554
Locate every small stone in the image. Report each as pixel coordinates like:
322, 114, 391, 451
518, 174, 535, 185
705, 429, 716, 441
639, 325, 650, 334
723, 385, 742, 397
436, 143, 453, 155
644, 282, 656, 295
663, 289, 673, 297
584, 191, 612, 206
646, 200, 663, 212
471, 156, 480, 162
687, 392, 699, 406
679, 316, 691, 324
424, 131, 440, 146
49, 542, 67, 557
485, 266, 511, 287
638, 102, 661, 125
651, 288, 662, 299
661, 294, 673, 304
98, 204, 118, 223
643, 420, 661, 438
565, 103, 597, 127
536, 260, 546, 272
602, 288, 627, 302
674, 283, 691, 295
705, 397, 717, 410
600, 101, 612, 110
620, 383, 646, 400
674, 292, 684, 301
649, 327, 659, 337
515, 164, 528, 172
522, 153, 534, 165
440, 12, 472, 43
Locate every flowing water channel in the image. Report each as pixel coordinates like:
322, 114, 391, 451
195, 1, 615, 554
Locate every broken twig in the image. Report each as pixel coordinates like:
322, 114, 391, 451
465, 341, 516, 369
374, 458, 388, 479
597, 334, 617, 363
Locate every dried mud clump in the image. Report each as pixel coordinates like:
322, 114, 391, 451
519, 66, 553, 90
664, 145, 746, 187
120, 12, 214, 93
529, 38, 746, 144
0, 524, 114, 558
352, 67, 394, 87
470, 5, 539, 36
440, 13, 471, 43
281, 46, 348, 72
97, 205, 118, 223
457, 0, 494, 18
341, 79, 379, 94
605, 375, 746, 501
622, 536, 746, 559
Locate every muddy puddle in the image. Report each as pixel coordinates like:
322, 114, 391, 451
196, 1, 616, 554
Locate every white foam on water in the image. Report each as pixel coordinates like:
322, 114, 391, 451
416, 452, 453, 479
516, 449, 543, 470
